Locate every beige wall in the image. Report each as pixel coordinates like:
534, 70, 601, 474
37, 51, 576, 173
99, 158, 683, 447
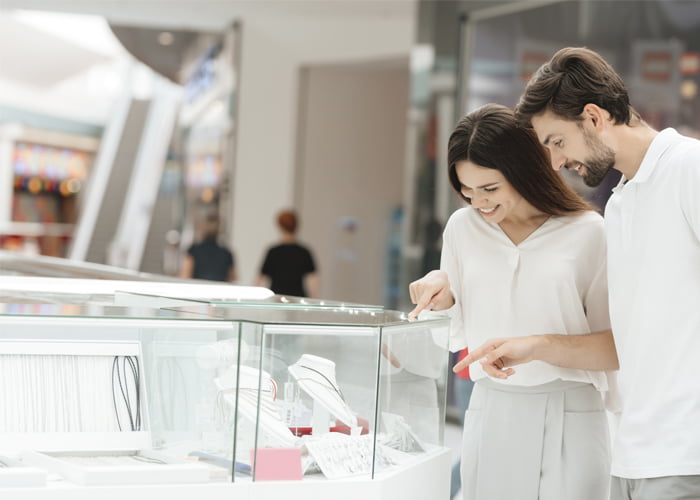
294, 62, 409, 305
231, 11, 415, 288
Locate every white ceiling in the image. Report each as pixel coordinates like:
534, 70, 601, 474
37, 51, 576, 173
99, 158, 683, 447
0, 1, 416, 125
0, 9, 134, 124
0, 0, 416, 30
0, 13, 115, 88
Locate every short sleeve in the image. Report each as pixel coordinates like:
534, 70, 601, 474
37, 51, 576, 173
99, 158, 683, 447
303, 247, 316, 274
227, 250, 234, 269
260, 249, 273, 275
679, 159, 700, 241
583, 244, 610, 332
581, 218, 620, 412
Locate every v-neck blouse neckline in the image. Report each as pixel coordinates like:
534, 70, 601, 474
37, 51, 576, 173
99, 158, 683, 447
474, 210, 556, 248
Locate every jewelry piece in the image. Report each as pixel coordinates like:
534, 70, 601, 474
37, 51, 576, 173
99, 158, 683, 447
214, 367, 297, 447
288, 354, 357, 428
296, 365, 345, 401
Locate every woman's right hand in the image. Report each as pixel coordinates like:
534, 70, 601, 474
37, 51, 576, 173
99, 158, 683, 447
408, 270, 455, 320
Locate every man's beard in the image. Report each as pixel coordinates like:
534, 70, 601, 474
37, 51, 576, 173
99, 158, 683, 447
580, 128, 616, 187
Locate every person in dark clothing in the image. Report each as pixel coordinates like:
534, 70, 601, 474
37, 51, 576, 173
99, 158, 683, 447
179, 215, 236, 282
256, 210, 318, 297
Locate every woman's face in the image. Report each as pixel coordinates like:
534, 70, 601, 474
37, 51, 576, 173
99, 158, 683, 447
455, 160, 526, 224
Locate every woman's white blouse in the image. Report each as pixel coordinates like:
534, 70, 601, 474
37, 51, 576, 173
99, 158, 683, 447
442, 207, 611, 390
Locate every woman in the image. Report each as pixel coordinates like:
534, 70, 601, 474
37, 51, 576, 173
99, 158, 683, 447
409, 104, 616, 500
256, 210, 319, 298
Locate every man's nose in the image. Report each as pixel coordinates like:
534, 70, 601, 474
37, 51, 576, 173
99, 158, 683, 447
549, 149, 566, 171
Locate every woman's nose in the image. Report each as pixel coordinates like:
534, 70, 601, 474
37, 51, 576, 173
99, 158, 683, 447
471, 193, 488, 207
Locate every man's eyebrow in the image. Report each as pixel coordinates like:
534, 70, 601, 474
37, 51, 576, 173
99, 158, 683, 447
542, 134, 553, 146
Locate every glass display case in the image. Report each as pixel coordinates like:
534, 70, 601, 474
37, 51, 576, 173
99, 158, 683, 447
0, 297, 451, 499
173, 305, 450, 484
0, 275, 273, 306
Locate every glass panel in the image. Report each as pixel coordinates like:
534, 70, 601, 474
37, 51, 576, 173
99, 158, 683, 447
116, 290, 383, 311
175, 304, 426, 327
238, 320, 382, 482
375, 319, 449, 478
461, 0, 700, 211
0, 308, 239, 485
235, 309, 450, 483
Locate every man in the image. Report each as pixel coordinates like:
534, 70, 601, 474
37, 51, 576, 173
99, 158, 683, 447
179, 215, 236, 282
457, 47, 700, 499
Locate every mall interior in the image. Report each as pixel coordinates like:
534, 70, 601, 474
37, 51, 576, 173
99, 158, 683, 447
1, 1, 700, 498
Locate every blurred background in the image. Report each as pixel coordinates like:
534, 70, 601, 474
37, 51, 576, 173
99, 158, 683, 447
1, 0, 699, 311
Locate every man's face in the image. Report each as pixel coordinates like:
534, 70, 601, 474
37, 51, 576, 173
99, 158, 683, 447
531, 110, 616, 187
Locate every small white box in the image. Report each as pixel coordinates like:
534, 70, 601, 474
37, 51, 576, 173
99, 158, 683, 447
0, 455, 46, 487
20, 449, 209, 486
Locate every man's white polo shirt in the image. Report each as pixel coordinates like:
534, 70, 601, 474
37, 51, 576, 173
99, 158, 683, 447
605, 128, 700, 478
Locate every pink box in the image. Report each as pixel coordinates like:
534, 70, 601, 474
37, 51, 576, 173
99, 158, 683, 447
250, 448, 303, 481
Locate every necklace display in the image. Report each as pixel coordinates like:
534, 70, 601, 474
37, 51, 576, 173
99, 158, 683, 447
288, 354, 357, 428
0, 354, 141, 433
214, 365, 297, 448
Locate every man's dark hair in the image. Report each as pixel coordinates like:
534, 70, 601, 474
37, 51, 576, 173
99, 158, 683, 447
515, 47, 640, 126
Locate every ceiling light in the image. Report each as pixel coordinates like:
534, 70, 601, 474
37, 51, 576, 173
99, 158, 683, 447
158, 31, 174, 46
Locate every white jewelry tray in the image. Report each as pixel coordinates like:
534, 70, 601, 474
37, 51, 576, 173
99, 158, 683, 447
20, 449, 209, 486
0, 455, 46, 487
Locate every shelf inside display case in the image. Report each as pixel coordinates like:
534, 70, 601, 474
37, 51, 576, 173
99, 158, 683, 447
21, 449, 208, 486
0, 455, 46, 488
0, 275, 276, 311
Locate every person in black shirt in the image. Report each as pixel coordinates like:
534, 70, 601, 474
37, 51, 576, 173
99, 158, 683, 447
179, 215, 236, 282
256, 210, 318, 297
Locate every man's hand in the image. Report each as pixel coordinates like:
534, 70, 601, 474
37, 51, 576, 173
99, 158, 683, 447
453, 336, 543, 379
408, 270, 455, 320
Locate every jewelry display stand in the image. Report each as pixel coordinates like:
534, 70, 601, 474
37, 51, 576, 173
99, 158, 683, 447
311, 401, 332, 435
214, 365, 297, 448
380, 412, 426, 453
288, 354, 358, 431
